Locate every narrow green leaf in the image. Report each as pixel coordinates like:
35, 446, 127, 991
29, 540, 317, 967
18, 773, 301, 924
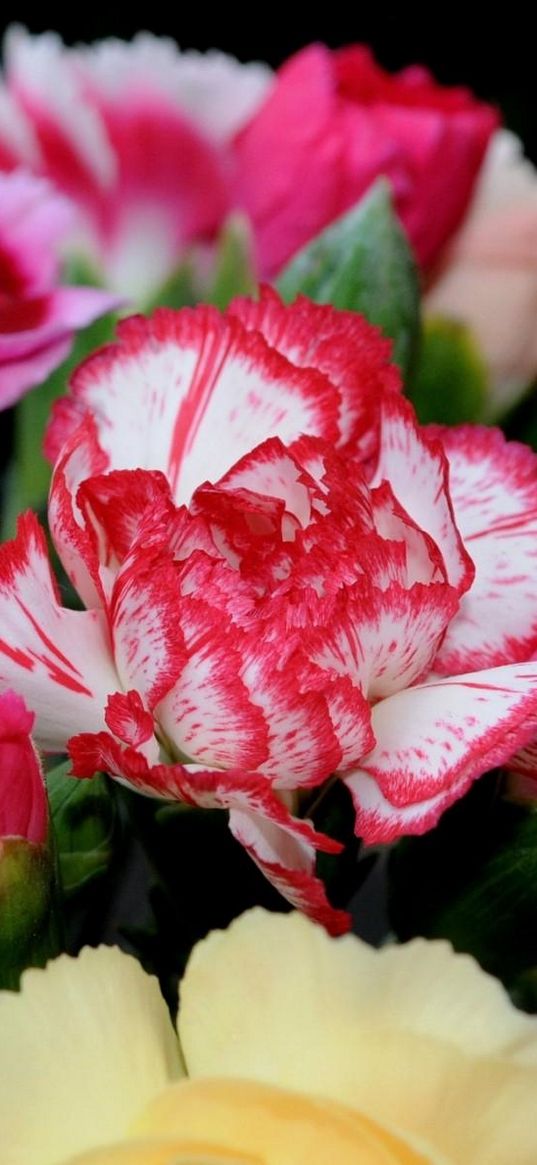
409, 315, 488, 424
277, 180, 420, 375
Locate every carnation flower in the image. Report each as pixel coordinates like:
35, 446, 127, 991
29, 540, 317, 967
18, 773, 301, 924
0, 26, 270, 303
1, 909, 536, 1163
2, 293, 537, 928
233, 42, 498, 273
0, 169, 117, 408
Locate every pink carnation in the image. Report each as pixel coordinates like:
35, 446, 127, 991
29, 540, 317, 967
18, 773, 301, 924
233, 43, 498, 274
0, 690, 47, 844
2, 293, 537, 930
0, 169, 118, 408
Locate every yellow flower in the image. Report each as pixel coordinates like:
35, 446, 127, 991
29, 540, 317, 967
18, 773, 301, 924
1, 910, 536, 1164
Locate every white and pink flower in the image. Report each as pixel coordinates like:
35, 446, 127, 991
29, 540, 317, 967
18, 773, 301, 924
0, 27, 270, 303
2, 292, 537, 931
0, 169, 117, 408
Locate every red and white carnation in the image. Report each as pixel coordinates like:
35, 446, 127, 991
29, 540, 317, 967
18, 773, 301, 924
0, 26, 270, 302
2, 292, 537, 930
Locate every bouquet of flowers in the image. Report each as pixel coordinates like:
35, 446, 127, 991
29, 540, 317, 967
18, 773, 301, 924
1, 27, 537, 1162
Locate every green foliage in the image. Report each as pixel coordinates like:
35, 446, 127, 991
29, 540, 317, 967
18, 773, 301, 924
278, 181, 420, 376
409, 315, 488, 424
46, 764, 118, 897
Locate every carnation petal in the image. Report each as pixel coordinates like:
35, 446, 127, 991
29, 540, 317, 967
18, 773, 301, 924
0, 512, 117, 750
229, 286, 401, 453
372, 395, 473, 594
345, 662, 537, 840
432, 425, 537, 672
45, 307, 340, 506
178, 909, 537, 1164
0, 945, 181, 1164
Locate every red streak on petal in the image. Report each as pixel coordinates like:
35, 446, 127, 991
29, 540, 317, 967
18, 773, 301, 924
13, 598, 94, 696
0, 639, 34, 670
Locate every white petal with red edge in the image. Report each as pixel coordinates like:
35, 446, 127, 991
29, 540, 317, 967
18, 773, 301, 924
48, 417, 108, 609
347, 770, 471, 845
46, 308, 340, 506
155, 597, 270, 771
110, 545, 184, 711
229, 286, 401, 453
308, 582, 459, 702
229, 808, 350, 935
345, 663, 537, 841
371, 395, 473, 594
0, 513, 118, 750
432, 426, 537, 673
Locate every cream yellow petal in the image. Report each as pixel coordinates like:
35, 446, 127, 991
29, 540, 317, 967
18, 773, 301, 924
0, 945, 182, 1165
68, 1140, 257, 1165
179, 909, 537, 1163
131, 1078, 436, 1164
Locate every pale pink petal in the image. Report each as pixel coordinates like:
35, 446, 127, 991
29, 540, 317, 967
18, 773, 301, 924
345, 663, 537, 842
432, 426, 537, 672
0, 333, 72, 410
371, 395, 474, 594
45, 308, 340, 505
229, 287, 401, 454
0, 513, 118, 751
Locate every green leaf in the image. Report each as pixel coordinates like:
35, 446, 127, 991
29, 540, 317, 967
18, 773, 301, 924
46, 764, 118, 896
206, 213, 258, 310
277, 180, 420, 375
409, 315, 488, 424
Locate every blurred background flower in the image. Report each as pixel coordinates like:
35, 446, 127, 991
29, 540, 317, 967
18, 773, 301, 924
1, 909, 537, 1163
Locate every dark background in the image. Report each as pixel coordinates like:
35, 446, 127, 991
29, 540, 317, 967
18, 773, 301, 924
1, 10, 535, 158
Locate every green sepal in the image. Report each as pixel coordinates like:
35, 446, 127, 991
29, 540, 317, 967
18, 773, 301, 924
206, 213, 258, 310
277, 180, 420, 376
145, 261, 199, 311
46, 763, 118, 897
408, 315, 488, 424
0, 837, 62, 990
